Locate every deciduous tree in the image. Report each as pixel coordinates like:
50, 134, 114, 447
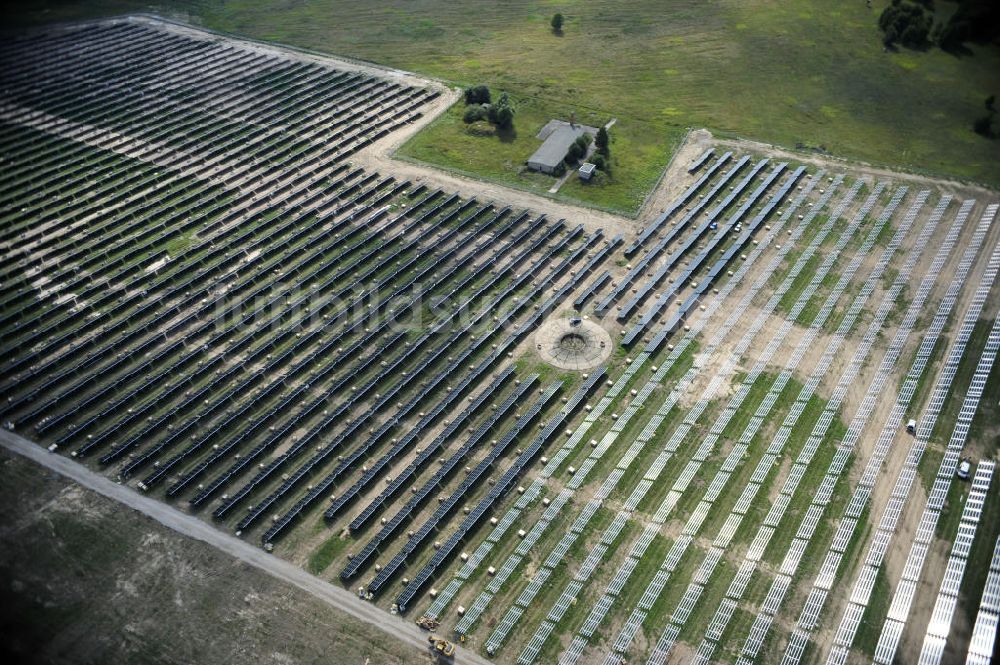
463, 85, 491, 105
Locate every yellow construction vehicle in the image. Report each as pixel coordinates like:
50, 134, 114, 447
428, 635, 455, 659
416, 615, 440, 631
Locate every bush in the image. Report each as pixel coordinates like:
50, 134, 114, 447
590, 153, 607, 171
551, 13, 564, 32
938, 0, 1000, 49
879, 1, 931, 48
595, 126, 610, 156
463, 105, 487, 124
973, 115, 995, 138
564, 135, 590, 165
491, 92, 515, 130
464, 85, 491, 105
564, 143, 583, 165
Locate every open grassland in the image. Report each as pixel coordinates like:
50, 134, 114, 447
10, 0, 1000, 214
395, 95, 683, 214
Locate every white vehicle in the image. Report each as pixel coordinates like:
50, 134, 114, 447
906, 419, 917, 434
956, 458, 972, 480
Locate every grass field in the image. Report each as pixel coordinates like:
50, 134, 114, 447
10, 0, 999, 215
0, 449, 424, 665
396, 95, 684, 214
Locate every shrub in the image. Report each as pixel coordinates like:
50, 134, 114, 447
973, 115, 995, 138
879, 1, 931, 48
492, 92, 515, 130
463, 105, 486, 123
590, 153, 607, 171
938, 0, 1000, 49
563, 133, 592, 165
595, 126, 610, 156
551, 13, 564, 32
464, 85, 491, 105
564, 141, 585, 165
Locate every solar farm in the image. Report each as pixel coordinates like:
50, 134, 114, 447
2, 15, 1000, 665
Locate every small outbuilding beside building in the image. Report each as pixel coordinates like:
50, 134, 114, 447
578, 162, 596, 181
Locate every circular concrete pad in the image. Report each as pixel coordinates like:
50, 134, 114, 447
534, 317, 613, 371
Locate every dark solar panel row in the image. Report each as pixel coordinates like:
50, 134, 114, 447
338, 375, 536, 581
641, 165, 807, 353
595, 155, 750, 316
573, 270, 612, 310
394, 367, 607, 612
615, 159, 775, 323
363, 381, 562, 597
687, 148, 715, 174
623, 151, 732, 257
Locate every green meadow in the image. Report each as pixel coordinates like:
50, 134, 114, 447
11, 1, 999, 211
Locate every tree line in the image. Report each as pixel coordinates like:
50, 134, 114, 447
879, 0, 999, 51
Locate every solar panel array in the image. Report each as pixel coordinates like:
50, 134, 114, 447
688, 195, 976, 664
638, 189, 945, 665
615, 160, 783, 323
775, 222, 1000, 665
394, 368, 606, 611
917, 461, 995, 665
966, 536, 1000, 665
870, 245, 1000, 663
5, 19, 1000, 665
725, 204, 938, 661
0, 19, 629, 603
566, 184, 917, 665
596, 155, 751, 314
508, 176, 846, 663
517, 179, 883, 664
819, 199, 991, 663
339, 375, 537, 581
623, 151, 732, 257
478, 171, 831, 658
427, 170, 825, 640
627, 164, 807, 348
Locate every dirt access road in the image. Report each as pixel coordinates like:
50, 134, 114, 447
0, 429, 492, 665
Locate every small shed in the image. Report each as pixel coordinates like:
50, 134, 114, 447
578, 163, 596, 181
